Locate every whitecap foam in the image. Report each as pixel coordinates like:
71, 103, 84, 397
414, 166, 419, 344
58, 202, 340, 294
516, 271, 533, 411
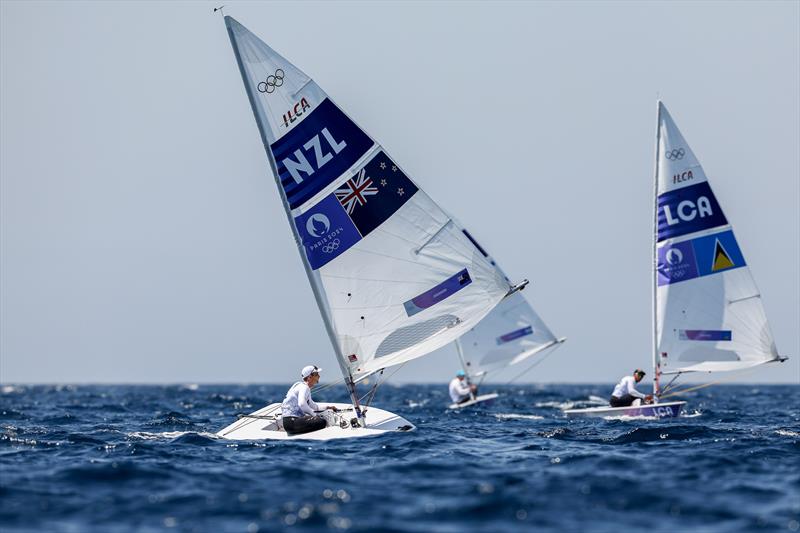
775, 429, 799, 438
601, 415, 659, 422
494, 413, 544, 420
535, 401, 574, 409
537, 397, 606, 410
126, 431, 219, 441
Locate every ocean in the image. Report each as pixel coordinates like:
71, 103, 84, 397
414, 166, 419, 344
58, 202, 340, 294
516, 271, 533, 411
1, 384, 798, 532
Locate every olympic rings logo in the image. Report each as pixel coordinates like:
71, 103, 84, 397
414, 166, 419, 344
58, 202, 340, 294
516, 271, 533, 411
322, 239, 341, 254
665, 148, 685, 160
257, 69, 285, 94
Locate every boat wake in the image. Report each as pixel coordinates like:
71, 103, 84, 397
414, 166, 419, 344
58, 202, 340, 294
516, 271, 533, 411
539, 397, 606, 410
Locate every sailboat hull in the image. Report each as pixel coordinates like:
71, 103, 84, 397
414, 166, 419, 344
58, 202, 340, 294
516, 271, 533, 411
216, 402, 415, 440
447, 393, 499, 410
563, 401, 686, 419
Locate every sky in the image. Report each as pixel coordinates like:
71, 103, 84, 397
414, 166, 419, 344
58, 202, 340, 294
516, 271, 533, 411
1, 1, 798, 385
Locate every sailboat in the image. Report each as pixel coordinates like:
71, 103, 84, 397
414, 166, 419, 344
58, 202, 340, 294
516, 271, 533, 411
215, 17, 520, 439
566, 101, 787, 419
448, 229, 566, 409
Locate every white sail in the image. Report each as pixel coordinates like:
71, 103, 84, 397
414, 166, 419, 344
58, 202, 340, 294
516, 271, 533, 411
225, 17, 510, 382
456, 229, 564, 379
654, 102, 780, 375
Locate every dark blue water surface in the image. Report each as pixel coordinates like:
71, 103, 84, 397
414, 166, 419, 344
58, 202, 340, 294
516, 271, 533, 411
1, 384, 798, 532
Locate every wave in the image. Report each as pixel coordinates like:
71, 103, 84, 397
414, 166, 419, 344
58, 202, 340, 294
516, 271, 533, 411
538, 427, 573, 439
145, 411, 198, 428
604, 425, 712, 444
55, 461, 173, 482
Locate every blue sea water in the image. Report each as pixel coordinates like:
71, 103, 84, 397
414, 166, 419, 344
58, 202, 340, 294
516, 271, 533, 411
1, 384, 798, 533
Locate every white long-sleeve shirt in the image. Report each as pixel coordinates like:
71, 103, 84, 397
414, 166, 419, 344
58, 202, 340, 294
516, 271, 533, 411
449, 377, 471, 403
281, 381, 320, 417
612, 375, 646, 399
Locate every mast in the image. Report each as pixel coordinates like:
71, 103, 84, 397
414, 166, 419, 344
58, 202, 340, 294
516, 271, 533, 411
224, 19, 364, 419
454, 338, 475, 400
651, 100, 662, 397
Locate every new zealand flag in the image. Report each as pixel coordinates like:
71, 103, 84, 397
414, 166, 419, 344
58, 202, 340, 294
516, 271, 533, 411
335, 151, 418, 237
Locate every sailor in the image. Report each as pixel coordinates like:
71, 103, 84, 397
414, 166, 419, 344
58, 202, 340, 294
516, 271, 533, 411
280, 365, 338, 436
449, 370, 477, 404
609, 369, 653, 407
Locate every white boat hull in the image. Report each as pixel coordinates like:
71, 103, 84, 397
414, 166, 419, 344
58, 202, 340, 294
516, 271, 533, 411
216, 402, 415, 440
564, 401, 686, 419
448, 393, 499, 410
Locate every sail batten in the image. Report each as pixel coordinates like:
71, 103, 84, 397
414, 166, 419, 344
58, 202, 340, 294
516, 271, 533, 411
225, 17, 510, 382
654, 102, 780, 378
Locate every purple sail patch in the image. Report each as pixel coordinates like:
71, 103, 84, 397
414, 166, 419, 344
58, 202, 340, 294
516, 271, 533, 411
657, 240, 699, 286
678, 330, 732, 341
294, 194, 362, 270
403, 269, 472, 317
496, 326, 534, 345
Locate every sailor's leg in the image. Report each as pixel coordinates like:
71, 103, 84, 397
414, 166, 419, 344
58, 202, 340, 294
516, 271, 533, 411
283, 415, 328, 435
610, 394, 635, 407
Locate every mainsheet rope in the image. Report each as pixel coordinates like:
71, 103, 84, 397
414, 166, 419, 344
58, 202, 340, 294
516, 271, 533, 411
658, 364, 766, 400
504, 341, 565, 385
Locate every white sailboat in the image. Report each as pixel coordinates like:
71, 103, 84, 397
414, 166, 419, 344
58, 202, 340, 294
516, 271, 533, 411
449, 229, 566, 409
566, 101, 787, 419
216, 17, 519, 439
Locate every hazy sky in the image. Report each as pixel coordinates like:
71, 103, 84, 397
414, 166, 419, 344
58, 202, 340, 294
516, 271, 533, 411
1, 1, 798, 385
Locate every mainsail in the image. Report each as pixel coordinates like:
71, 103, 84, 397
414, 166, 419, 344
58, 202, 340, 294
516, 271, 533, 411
456, 230, 564, 381
653, 102, 781, 380
224, 17, 510, 387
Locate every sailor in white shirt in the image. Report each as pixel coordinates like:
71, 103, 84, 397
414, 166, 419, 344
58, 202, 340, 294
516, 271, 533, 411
281, 365, 338, 436
449, 370, 476, 404
610, 369, 653, 407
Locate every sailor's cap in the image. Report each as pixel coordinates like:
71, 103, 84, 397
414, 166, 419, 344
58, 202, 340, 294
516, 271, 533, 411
301, 365, 321, 379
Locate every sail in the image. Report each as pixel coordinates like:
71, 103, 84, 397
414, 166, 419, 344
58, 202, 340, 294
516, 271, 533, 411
225, 17, 510, 381
457, 229, 564, 379
654, 102, 779, 374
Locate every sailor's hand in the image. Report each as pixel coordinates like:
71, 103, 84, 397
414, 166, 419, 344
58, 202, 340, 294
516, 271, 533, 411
645, 395, 654, 404
327, 405, 339, 412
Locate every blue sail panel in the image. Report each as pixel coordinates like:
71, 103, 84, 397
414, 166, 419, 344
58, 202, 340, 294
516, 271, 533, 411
657, 181, 727, 242
657, 230, 745, 286
271, 98, 374, 209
